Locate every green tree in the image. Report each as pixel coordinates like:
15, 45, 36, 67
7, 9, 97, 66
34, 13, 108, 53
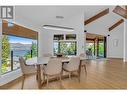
60, 42, 76, 55
25, 41, 37, 59
60, 42, 68, 55
2, 35, 10, 73
31, 42, 37, 57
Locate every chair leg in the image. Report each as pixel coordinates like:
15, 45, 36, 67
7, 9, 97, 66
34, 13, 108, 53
59, 74, 63, 88
43, 74, 45, 82
69, 73, 71, 80
83, 65, 87, 75
36, 73, 38, 81
21, 75, 25, 89
77, 70, 80, 82
59, 74, 62, 82
46, 76, 49, 87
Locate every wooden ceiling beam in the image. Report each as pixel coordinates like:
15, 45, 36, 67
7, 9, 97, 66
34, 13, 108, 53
109, 19, 124, 31
2, 20, 38, 39
113, 6, 127, 19
84, 8, 109, 25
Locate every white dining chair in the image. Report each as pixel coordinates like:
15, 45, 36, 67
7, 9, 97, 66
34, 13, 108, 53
42, 58, 62, 86
63, 57, 80, 82
79, 53, 87, 74
19, 57, 37, 89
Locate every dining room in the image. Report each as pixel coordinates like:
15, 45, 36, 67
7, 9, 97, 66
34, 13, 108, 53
1, 5, 127, 89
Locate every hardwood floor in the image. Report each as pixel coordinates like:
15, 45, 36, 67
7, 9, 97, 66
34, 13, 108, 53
1, 58, 127, 89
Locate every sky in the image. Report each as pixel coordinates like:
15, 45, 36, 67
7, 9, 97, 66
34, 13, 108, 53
8, 35, 37, 44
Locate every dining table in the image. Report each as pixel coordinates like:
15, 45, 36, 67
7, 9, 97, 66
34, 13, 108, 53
26, 56, 87, 89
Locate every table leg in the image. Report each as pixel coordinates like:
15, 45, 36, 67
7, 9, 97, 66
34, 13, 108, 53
37, 65, 41, 89
78, 60, 82, 82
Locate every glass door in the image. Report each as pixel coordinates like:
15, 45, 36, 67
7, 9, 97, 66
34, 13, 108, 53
98, 40, 104, 58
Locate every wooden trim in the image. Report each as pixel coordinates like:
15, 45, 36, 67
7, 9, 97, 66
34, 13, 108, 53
84, 8, 109, 25
113, 6, 127, 19
109, 19, 124, 31
2, 20, 38, 39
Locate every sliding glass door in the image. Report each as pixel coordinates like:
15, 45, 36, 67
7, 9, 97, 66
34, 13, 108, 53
98, 40, 104, 58
86, 38, 106, 59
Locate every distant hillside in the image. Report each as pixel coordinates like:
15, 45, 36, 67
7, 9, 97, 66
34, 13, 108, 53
10, 43, 32, 51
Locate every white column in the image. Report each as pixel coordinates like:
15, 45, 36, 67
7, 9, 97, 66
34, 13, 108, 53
123, 19, 127, 62
0, 19, 2, 76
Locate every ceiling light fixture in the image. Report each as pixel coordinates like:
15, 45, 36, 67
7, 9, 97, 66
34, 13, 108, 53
42, 25, 74, 31
56, 16, 64, 19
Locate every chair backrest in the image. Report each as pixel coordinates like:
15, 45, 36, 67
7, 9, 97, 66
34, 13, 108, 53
19, 57, 27, 74
46, 58, 62, 75
68, 57, 80, 71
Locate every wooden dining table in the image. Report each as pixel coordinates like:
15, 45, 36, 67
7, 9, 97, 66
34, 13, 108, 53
26, 56, 86, 89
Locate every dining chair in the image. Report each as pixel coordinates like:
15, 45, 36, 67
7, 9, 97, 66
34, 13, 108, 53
62, 57, 80, 82
42, 58, 62, 86
79, 53, 87, 74
19, 57, 37, 89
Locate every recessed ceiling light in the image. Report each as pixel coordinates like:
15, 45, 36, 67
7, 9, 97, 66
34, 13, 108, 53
56, 16, 64, 19
42, 25, 74, 31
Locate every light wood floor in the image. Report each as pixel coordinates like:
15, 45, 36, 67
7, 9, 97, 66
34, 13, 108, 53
1, 58, 127, 89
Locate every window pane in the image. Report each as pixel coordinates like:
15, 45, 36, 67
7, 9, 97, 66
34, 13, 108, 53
98, 41, 104, 57
53, 41, 77, 56
53, 42, 59, 55
66, 34, 76, 40
54, 35, 64, 40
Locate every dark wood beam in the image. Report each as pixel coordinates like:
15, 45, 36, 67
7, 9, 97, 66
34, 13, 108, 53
113, 6, 127, 19
2, 20, 38, 39
109, 19, 124, 31
84, 8, 109, 25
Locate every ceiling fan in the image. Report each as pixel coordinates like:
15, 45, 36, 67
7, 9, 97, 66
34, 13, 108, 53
113, 6, 127, 19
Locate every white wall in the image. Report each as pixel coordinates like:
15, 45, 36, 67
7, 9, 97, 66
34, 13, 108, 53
107, 23, 124, 58
38, 13, 85, 57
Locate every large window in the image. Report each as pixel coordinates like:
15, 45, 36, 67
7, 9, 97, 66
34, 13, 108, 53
54, 41, 77, 56
53, 34, 77, 56
1, 35, 38, 74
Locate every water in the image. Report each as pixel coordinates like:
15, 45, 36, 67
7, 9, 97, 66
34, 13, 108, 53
13, 50, 30, 57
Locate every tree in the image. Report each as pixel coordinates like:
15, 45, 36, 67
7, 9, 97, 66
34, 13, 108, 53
31, 42, 37, 57
25, 41, 37, 59
2, 35, 10, 73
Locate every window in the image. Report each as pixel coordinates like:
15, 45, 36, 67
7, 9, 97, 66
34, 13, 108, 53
54, 41, 77, 56
1, 35, 38, 74
53, 34, 77, 56
54, 34, 64, 40
66, 34, 76, 40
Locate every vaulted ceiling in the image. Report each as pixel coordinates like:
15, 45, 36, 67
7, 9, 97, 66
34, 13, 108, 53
14, 6, 126, 33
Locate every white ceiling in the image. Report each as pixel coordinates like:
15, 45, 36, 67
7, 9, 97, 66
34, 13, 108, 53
14, 6, 124, 31
15, 6, 84, 26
